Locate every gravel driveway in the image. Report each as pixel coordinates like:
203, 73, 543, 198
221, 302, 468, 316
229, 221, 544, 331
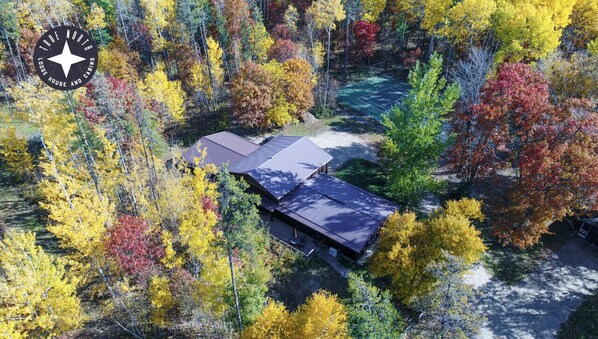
248, 112, 384, 171
473, 237, 598, 338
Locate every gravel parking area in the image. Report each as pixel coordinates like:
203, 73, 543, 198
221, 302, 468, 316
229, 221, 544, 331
248, 112, 384, 171
472, 237, 598, 338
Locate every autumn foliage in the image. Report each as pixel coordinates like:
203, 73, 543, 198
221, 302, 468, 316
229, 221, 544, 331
232, 58, 315, 129
450, 63, 598, 248
370, 198, 486, 302
106, 215, 165, 280
353, 21, 379, 60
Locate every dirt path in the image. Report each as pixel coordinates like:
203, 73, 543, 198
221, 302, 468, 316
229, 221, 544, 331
472, 237, 598, 338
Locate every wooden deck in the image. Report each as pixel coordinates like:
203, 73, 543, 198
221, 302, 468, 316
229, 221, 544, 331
260, 213, 321, 258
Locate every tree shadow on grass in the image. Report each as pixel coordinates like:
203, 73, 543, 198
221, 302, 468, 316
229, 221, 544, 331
332, 158, 390, 199
267, 256, 349, 311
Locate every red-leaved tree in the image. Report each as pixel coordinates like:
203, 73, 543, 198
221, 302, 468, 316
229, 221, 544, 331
106, 215, 165, 280
268, 39, 299, 62
353, 21, 379, 61
449, 63, 598, 248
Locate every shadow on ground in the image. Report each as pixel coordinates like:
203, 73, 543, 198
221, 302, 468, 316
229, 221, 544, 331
475, 238, 598, 339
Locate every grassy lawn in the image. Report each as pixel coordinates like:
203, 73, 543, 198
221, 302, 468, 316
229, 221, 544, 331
332, 157, 390, 199
558, 292, 598, 338
282, 114, 345, 137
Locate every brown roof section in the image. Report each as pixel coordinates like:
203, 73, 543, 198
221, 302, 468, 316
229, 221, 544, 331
182, 131, 260, 168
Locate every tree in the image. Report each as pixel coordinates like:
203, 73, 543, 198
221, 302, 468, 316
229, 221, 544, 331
449, 47, 494, 108
206, 36, 225, 96
370, 198, 486, 302
97, 38, 141, 82
448, 62, 550, 183
381, 53, 459, 205
293, 290, 350, 338
309, 0, 346, 108
282, 57, 316, 117
268, 39, 298, 62
242, 291, 349, 338
232, 61, 275, 128
0, 126, 34, 181
241, 300, 291, 339
140, 0, 175, 51
106, 215, 165, 281
346, 273, 404, 338
249, 18, 274, 63
216, 167, 269, 328
492, 0, 575, 62
0, 231, 85, 337
353, 20, 379, 61
86, 3, 108, 44
569, 0, 598, 47
413, 252, 483, 338
361, 0, 386, 22
449, 63, 598, 248
540, 52, 598, 100
232, 59, 314, 129
138, 64, 186, 125
147, 275, 176, 327
492, 99, 598, 248
442, 0, 496, 46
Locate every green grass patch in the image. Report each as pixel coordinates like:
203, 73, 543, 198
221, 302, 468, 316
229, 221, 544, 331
333, 158, 389, 199
281, 114, 345, 137
558, 292, 598, 338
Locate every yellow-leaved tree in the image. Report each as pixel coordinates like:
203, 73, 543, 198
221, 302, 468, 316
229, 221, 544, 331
241, 300, 291, 339
250, 20, 274, 63
492, 0, 575, 62
242, 291, 349, 338
361, 0, 387, 22
148, 275, 176, 327
570, 0, 598, 47
442, 0, 497, 46
0, 127, 34, 181
138, 64, 186, 125
370, 198, 486, 303
207, 36, 225, 93
140, 0, 175, 51
85, 2, 106, 31
0, 231, 85, 337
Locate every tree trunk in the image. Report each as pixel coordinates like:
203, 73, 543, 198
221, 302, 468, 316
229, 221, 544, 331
227, 244, 243, 331
324, 27, 332, 108
344, 17, 349, 83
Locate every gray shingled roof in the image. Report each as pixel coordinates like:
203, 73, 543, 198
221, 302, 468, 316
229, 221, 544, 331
277, 174, 397, 254
230, 136, 333, 201
182, 131, 260, 168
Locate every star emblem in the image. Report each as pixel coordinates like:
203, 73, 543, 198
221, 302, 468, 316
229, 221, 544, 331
47, 41, 86, 79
